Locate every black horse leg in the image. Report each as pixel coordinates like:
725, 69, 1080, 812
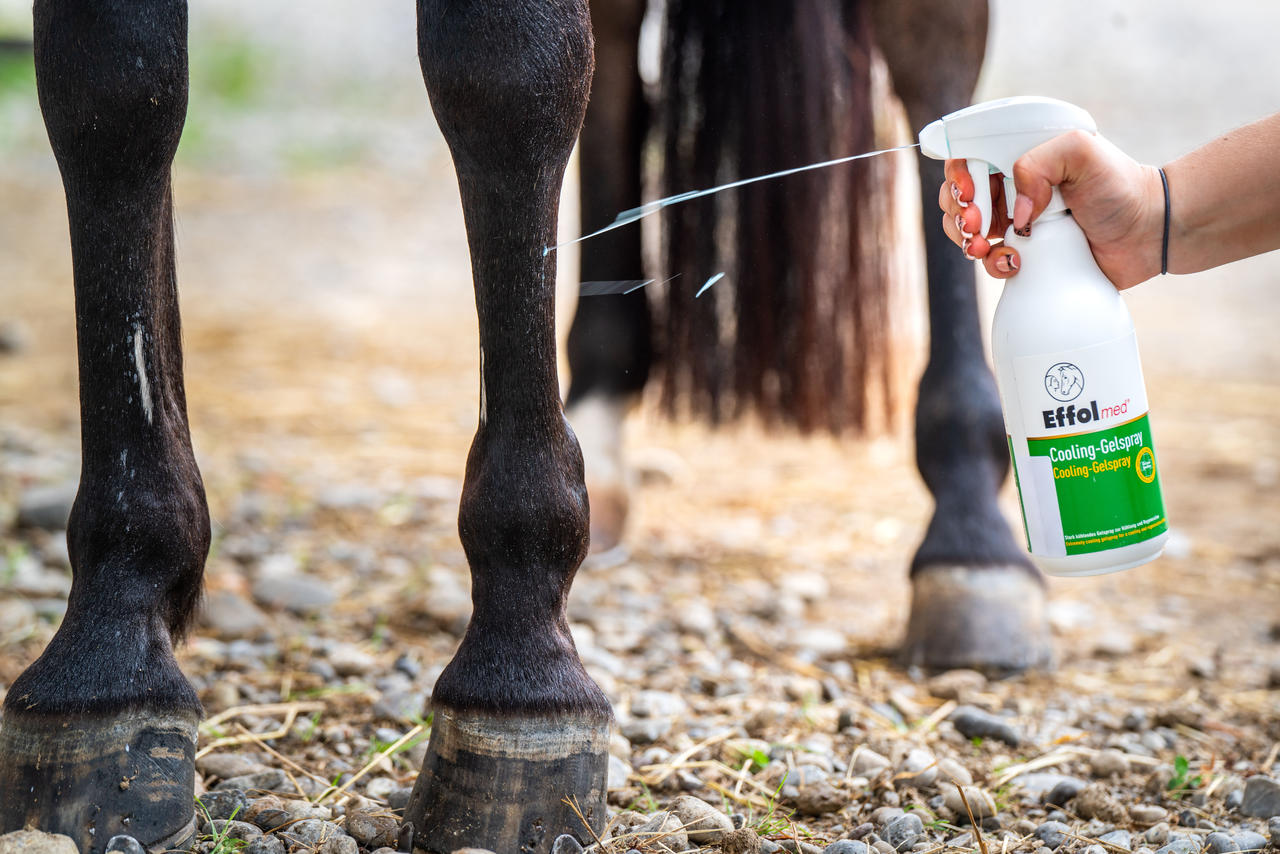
403, 2, 610, 852
0, 1, 209, 849
564, 0, 651, 552
873, 0, 1051, 672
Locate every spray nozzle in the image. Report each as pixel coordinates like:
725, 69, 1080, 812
918, 96, 1097, 241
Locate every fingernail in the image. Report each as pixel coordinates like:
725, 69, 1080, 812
962, 238, 976, 261
1014, 224, 1031, 238
995, 254, 1018, 274
1012, 195, 1034, 230
950, 182, 969, 208
956, 214, 974, 239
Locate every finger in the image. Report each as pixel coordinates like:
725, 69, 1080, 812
984, 246, 1020, 279
1010, 129, 1098, 230
943, 159, 974, 207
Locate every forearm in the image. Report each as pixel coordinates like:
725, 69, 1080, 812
1164, 112, 1280, 274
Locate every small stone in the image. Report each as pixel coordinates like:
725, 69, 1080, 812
1074, 784, 1129, 824
774, 841, 822, 854
198, 754, 265, 781
608, 754, 633, 789
943, 787, 997, 822
1044, 777, 1088, 807
670, 795, 734, 844
1206, 833, 1239, 854
319, 836, 358, 854
620, 716, 671, 745
372, 689, 429, 723
1099, 831, 1133, 851
794, 782, 846, 816
852, 749, 892, 776
210, 821, 261, 843
1129, 805, 1168, 826
242, 837, 285, 854
216, 768, 288, 793
1240, 776, 1280, 818
937, 758, 974, 787
1012, 820, 1038, 836
1143, 823, 1170, 845
1231, 831, 1267, 852
0, 320, 28, 353
248, 809, 291, 832
284, 820, 342, 849
450, 850, 498, 854
872, 807, 905, 827
872, 843, 896, 854
328, 643, 377, 677
104, 837, 146, 854
1084, 846, 1107, 854
199, 591, 271, 640
16, 483, 77, 531
1090, 750, 1130, 779
1267, 818, 1280, 847
949, 706, 1022, 747
0, 831, 80, 854
636, 812, 689, 853
885, 814, 924, 852
1034, 821, 1071, 850
252, 572, 337, 615
898, 749, 939, 787
344, 809, 399, 848
720, 828, 762, 854
630, 690, 688, 718
198, 789, 250, 821
1155, 840, 1198, 854
387, 786, 414, 812
548, 836, 583, 854
1146, 766, 1175, 796
824, 843, 870, 854
1224, 790, 1244, 811
927, 669, 987, 701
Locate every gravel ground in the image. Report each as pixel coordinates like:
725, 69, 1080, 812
1, 3, 1278, 854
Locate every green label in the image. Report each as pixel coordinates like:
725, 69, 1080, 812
1026, 413, 1166, 555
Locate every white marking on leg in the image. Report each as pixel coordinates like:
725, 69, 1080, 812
478, 346, 487, 426
133, 325, 154, 424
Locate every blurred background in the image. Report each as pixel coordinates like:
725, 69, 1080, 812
0, 1, 1276, 723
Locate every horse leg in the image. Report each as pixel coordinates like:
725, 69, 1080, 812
0, 1, 208, 849
564, 0, 651, 552
403, 2, 610, 852
872, 0, 1052, 672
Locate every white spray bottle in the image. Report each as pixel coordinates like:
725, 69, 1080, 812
918, 96, 1168, 576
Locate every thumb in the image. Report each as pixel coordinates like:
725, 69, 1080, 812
1009, 129, 1100, 231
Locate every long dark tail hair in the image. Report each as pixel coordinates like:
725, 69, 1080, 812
655, 0, 896, 433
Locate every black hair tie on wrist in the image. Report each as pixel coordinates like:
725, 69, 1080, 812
1159, 167, 1171, 275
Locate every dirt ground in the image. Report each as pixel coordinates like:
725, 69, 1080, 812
0, 1, 1276, 848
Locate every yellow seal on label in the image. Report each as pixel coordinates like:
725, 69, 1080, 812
1135, 447, 1157, 484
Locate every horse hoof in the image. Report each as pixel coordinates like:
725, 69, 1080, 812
402, 709, 608, 854
565, 395, 631, 553
0, 709, 198, 854
902, 564, 1054, 675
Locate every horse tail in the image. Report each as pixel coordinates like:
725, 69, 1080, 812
655, 0, 898, 433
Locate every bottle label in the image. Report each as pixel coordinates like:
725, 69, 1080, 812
1007, 332, 1166, 557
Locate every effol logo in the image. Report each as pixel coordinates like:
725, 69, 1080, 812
1044, 362, 1084, 402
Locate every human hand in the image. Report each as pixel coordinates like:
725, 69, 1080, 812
937, 130, 1166, 289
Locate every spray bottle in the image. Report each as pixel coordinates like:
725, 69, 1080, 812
918, 96, 1168, 576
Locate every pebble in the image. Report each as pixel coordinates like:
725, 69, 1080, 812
1232, 831, 1267, 852
1035, 822, 1071, 850
635, 811, 689, 852
669, 796, 734, 844
252, 572, 337, 615
283, 820, 344, 849
872, 807, 905, 827
1240, 776, 1280, 818
198, 789, 249, 821
198, 754, 265, 781
937, 758, 974, 787
852, 749, 892, 776
1269, 819, 1280, 847
1143, 824, 1170, 845
16, 483, 77, 531
608, 754, 632, 789
1206, 833, 1239, 853
1155, 840, 1198, 854
1129, 805, 1168, 825
774, 841, 822, 854
320, 836, 358, 854
872, 842, 896, 854
926, 669, 987, 701
824, 843, 870, 854
0, 831, 79, 854
897, 749, 939, 788
210, 821, 261, 843
630, 689, 688, 718
243, 838, 285, 854
1045, 777, 1088, 807
1074, 784, 1129, 823
199, 591, 271, 640
550, 836, 583, 854
1099, 830, 1133, 851
942, 787, 997, 822
884, 814, 924, 852
620, 716, 671, 745
949, 706, 1023, 747
1090, 750, 1130, 778
104, 838, 145, 854
344, 809, 399, 848
720, 828, 762, 854
793, 781, 846, 816
216, 769, 288, 793
328, 643, 378, 677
